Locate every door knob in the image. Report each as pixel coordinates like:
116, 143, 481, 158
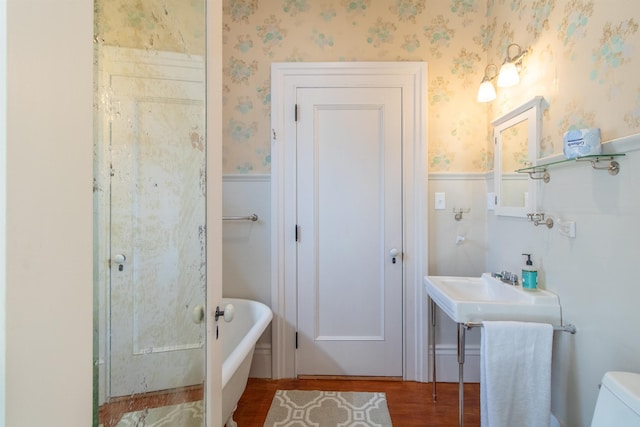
192, 305, 205, 324
113, 254, 126, 271
389, 248, 400, 264
215, 304, 235, 323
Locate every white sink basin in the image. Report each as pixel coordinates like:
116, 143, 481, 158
424, 273, 561, 324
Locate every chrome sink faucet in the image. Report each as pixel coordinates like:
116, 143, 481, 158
491, 271, 519, 286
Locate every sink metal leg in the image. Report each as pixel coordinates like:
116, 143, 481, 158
430, 302, 466, 427
430, 298, 437, 402
457, 323, 466, 427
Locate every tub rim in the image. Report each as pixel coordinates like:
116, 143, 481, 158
220, 298, 273, 387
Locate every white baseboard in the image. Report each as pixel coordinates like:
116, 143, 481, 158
248, 343, 480, 382
550, 413, 564, 427
434, 344, 480, 383
249, 343, 272, 378
243, 343, 482, 382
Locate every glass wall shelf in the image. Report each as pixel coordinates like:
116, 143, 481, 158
516, 153, 626, 182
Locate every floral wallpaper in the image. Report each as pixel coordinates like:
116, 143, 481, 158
222, 0, 640, 173
488, 0, 640, 160
223, 0, 488, 173
95, 0, 205, 55
95, 0, 640, 173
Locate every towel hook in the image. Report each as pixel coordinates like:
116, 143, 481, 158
453, 208, 470, 221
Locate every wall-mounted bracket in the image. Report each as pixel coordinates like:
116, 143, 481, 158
453, 207, 470, 221
575, 156, 620, 175
527, 212, 553, 228
521, 167, 550, 183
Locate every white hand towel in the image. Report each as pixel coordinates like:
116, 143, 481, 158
480, 321, 553, 427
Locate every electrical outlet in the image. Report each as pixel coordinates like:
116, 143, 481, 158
434, 192, 446, 210
558, 220, 576, 238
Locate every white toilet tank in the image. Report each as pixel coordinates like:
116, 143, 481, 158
591, 371, 640, 427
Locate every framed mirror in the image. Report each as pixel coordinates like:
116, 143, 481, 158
492, 96, 544, 217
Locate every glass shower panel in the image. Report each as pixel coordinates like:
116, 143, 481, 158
93, 1, 206, 425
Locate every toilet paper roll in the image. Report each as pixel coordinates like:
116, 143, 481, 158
563, 128, 601, 159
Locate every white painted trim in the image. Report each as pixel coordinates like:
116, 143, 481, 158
550, 413, 565, 427
491, 96, 545, 127
206, 2, 224, 425
434, 344, 480, 383
223, 173, 270, 182
606, 132, 640, 153
0, 1, 7, 419
493, 97, 543, 218
271, 62, 429, 381
249, 343, 273, 378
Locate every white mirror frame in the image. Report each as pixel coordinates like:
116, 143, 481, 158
492, 96, 544, 218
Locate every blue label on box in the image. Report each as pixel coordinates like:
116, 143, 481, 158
563, 128, 601, 159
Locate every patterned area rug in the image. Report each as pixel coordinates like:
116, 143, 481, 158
116, 400, 203, 426
263, 390, 393, 427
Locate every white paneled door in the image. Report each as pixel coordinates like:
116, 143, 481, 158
296, 87, 403, 376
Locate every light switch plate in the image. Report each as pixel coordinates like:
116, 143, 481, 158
434, 192, 446, 210
487, 192, 496, 210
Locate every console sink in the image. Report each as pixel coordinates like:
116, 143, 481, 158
424, 273, 561, 324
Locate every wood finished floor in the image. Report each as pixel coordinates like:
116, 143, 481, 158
233, 379, 480, 427
98, 385, 203, 427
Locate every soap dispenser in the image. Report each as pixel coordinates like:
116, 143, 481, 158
522, 253, 538, 290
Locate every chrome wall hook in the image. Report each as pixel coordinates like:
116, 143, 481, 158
527, 212, 554, 228
453, 208, 470, 221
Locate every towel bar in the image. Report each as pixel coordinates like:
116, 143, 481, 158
428, 297, 578, 427
464, 321, 577, 334
222, 214, 258, 221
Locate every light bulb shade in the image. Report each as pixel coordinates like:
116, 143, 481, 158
497, 62, 519, 87
477, 80, 496, 102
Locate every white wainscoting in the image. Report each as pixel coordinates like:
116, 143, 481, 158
223, 174, 272, 378
434, 344, 480, 383
428, 172, 489, 383
224, 172, 491, 381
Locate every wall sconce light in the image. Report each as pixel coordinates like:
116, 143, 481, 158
497, 43, 528, 88
477, 64, 497, 103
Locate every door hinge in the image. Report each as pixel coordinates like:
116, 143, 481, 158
295, 331, 298, 349
294, 104, 298, 122
295, 224, 299, 242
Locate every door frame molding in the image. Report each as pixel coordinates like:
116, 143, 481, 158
270, 62, 429, 381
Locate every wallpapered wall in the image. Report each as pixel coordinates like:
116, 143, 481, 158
222, 0, 488, 173
95, 0, 205, 55
222, 0, 639, 173
96, 0, 640, 173
488, 0, 639, 159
